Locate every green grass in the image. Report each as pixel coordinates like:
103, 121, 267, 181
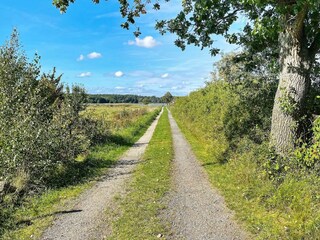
1, 106, 160, 240
109, 108, 173, 240
171, 110, 320, 239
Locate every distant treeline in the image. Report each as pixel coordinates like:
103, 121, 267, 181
86, 94, 163, 104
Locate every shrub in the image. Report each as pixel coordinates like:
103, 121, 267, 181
0, 30, 89, 193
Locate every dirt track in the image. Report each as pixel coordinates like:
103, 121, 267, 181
164, 110, 249, 240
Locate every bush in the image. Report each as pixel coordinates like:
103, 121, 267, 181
0, 30, 90, 194
294, 116, 320, 171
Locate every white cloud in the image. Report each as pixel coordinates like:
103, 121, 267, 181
115, 86, 125, 90
87, 52, 102, 59
77, 72, 91, 78
114, 71, 124, 77
128, 36, 160, 48
77, 54, 85, 61
161, 73, 169, 78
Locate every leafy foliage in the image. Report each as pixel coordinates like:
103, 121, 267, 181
161, 91, 173, 104
294, 116, 320, 170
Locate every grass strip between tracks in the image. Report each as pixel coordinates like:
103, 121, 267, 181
109, 107, 173, 240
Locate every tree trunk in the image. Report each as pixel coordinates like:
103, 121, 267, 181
270, 28, 312, 156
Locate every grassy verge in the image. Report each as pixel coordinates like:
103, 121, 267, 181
171, 110, 320, 239
109, 107, 173, 240
2, 107, 160, 240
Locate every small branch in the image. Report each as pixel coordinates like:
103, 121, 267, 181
219, 8, 241, 22
214, 8, 242, 31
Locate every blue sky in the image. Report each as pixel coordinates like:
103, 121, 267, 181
0, 0, 240, 96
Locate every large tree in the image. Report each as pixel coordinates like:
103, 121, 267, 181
53, 0, 320, 156
162, 91, 174, 104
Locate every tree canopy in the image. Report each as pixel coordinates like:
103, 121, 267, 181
52, 0, 320, 155
162, 91, 173, 104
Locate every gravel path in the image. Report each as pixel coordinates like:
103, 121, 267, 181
166, 110, 249, 240
41, 109, 163, 240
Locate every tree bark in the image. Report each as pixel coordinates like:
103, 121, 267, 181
270, 27, 312, 156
